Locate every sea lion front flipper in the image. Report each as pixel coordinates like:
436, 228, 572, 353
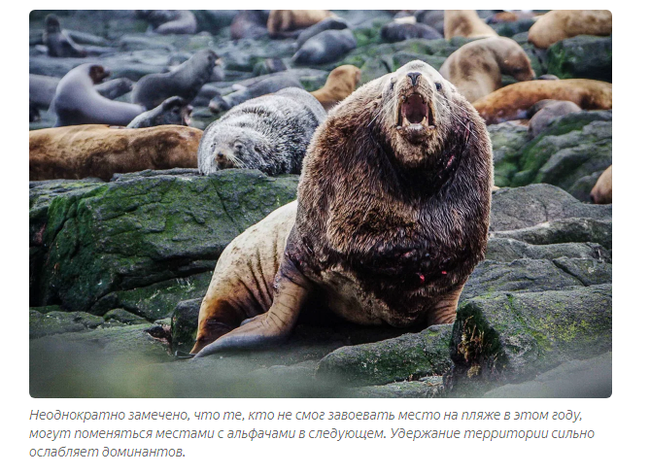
193, 259, 312, 358
427, 283, 465, 325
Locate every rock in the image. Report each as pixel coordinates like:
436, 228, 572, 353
491, 218, 612, 250
486, 238, 610, 263
489, 122, 529, 187
192, 10, 238, 34
316, 325, 453, 386
170, 297, 202, 352
448, 284, 612, 395
103, 308, 150, 325
528, 100, 582, 138
490, 184, 612, 231
547, 35, 612, 82
30, 170, 298, 318
30, 310, 105, 339
352, 376, 444, 398
482, 352, 612, 397
492, 18, 536, 38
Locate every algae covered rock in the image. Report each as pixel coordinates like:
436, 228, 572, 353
547, 35, 612, 82
30, 169, 298, 319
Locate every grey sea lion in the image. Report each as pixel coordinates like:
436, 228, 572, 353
208, 73, 304, 113
295, 16, 349, 48
267, 10, 334, 38
43, 14, 87, 58
380, 21, 442, 42
127, 96, 192, 128
198, 87, 326, 176
132, 49, 220, 110
136, 10, 198, 35
94, 77, 134, 100
439, 36, 535, 103
415, 10, 445, 35
52, 64, 145, 127
292, 29, 357, 66
191, 60, 493, 357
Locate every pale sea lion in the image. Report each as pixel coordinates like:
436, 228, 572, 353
590, 165, 612, 204
528, 10, 612, 49
444, 10, 498, 39
132, 49, 220, 110
198, 88, 326, 176
127, 96, 192, 128
43, 14, 87, 58
52, 64, 145, 127
230, 11, 269, 40
310, 65, 361, 111
192, 60, 493, 357
472, 79, 612, 124
267, 10, 334, 38
292, 29, 357, 66
29, 124, 202, 181
440, 36, 535, 103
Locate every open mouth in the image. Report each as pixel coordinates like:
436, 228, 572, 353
396, 93, 435, 131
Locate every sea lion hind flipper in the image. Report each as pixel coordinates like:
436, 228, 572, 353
193, 260, 312, 358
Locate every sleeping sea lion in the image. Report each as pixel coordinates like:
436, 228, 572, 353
528, 10, 612, 49
310, 65, 361, 111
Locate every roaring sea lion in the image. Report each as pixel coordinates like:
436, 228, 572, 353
191, 60, 493, 357
29, 124, 201, 181
267, 10, 334, 38
136, 10, 198, 35
198, 88, 326, 176
528, 10, 612, 49
208, 73, 304, 113
292, 29, 357, 66
440, 36, 535, 103
52, 64, 145, 127
310, 65, 361, 111
444, 10, 498, 39
380, 21, 443, 42
590, 165, 612, 204
127, 96, 192, 128
230, 11, 269, 40
132, 49, 220, 110
472, 79, 612, 124
43, 14, 87, 58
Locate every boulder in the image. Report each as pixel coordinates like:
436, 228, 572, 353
547, 35, 612, 82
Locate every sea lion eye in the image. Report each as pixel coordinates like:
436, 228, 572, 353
435, 82, 442, 91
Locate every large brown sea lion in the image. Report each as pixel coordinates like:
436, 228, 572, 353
440, 36, 535, 102
471, 79, 612, 124
528, 10, 612, 49
29, 125, 202, 181
191, 60, 493, 357
310, 65, 361, 111
267, 10, 334, 38
590, 165, 612, 204
444, 10, 498, 39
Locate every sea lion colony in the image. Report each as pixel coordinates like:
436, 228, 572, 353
29, 10, 612, 355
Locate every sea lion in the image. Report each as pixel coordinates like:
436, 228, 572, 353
415, 10, 445, 35
295, 17, 349, 48
230, 11, 269, 40
439, 36, 535, 103
132, 49, 220, 110
528, 10, 612, 49
52, 64, 145, 127
208, 73, 304, 113
29, 124, 201, 181
94, 77, 134, 100
380, 21, 442, 42
472, 79, 612, 124
292, 29, 357, 66
267, 10, 334, 38
127, 96, 192, 128
136, 10, 198, 35
191, 60, 493, 357
444, 10, 498, 39
198, 88, 326, 176
310, 65, 361, 111
43, 14, 87, 58
527, 100, 581, 137
30, 102, 40, 122
590, 165, 612, 204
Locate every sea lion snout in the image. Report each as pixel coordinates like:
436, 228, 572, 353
407, 71, 421, 86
